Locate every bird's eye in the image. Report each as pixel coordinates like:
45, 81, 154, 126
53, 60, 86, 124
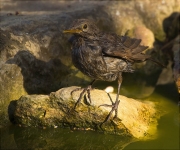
83, 24, 87, 30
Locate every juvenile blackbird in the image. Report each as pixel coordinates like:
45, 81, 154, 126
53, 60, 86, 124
63, 19, 161, 123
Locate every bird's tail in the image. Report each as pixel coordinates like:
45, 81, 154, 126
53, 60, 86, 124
147, 58, 166, 68
120, 36, 166, 68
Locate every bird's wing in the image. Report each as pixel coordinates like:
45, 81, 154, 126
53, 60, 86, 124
101, 35, 150, 62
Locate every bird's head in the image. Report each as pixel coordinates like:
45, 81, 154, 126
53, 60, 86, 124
63, 19, 99, 39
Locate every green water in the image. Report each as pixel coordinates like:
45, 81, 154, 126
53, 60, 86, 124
124, 84, 180, 150
0, 83, 179, 150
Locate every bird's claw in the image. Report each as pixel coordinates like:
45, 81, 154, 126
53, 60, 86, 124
71, 87, 83, 95
71, 85, 93, 109
99, 97, 120, 124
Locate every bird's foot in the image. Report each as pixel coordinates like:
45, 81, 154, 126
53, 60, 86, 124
99, 94, 120, 124
71, 85, 93, 109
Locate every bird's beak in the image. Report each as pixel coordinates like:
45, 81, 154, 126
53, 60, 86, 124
63, 29, 82, 34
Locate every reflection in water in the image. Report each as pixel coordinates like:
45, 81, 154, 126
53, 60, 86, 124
1, 126, 134, 150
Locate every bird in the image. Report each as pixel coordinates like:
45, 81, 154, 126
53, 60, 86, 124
63, 19, 163, 123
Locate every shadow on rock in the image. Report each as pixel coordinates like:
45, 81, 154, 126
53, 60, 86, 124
163, 12, 180, 41
8, 100, 17, 124
6, 50, 70, 94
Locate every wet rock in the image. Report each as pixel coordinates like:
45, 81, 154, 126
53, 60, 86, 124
10, 86, 159, 139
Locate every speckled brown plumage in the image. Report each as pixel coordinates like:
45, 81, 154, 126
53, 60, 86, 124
63, 19, 151, 123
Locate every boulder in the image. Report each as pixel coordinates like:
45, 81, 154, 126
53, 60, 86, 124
10, 86, 160, 139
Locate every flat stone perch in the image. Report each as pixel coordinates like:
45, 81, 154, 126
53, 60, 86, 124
10, 86, 159, 139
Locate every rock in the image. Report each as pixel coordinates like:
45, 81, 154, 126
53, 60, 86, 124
156, 61, 174, 85
106, 0, 180, 41
129, 26, 155, 49
0, 63, 27, 125
10, 86, 159, 139
135, 0, 180, 41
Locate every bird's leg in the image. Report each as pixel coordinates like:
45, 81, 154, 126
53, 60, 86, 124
99, 73, 122, 123
71, 79, 96, 109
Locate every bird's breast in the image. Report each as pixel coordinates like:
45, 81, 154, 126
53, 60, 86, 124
71, 41, 115, 81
